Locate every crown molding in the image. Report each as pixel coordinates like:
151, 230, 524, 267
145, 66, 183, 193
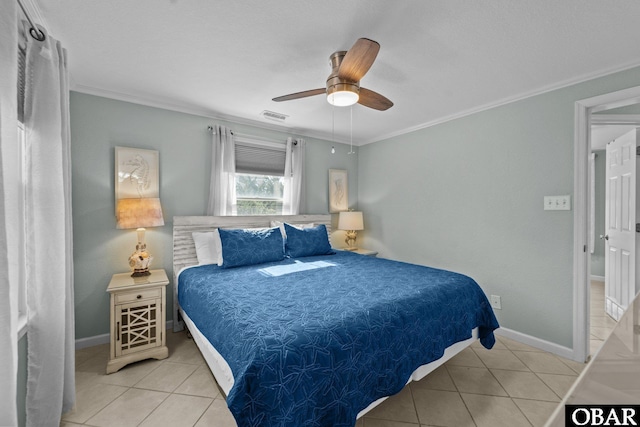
73, 58, 640, 149
361, 60, 640, 146
71, 83, 353, 145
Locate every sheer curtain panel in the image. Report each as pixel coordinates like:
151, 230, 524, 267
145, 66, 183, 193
22, 23, 76, 425
282, 137, 306, 215
0, 2, 19, 425
207, 125, 237, 215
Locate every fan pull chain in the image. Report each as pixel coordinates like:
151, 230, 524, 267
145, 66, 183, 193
332, 104, 335, 151
348, 106, 355, 154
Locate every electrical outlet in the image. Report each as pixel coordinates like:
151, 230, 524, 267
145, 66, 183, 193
490, 295, 502, 310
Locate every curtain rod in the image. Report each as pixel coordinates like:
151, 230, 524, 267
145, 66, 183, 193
17, 0, 46, 41
207, 125, 298, 145
207, 125, 233, 135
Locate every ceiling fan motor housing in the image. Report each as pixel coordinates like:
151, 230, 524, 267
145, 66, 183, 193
326, 50, 360, 101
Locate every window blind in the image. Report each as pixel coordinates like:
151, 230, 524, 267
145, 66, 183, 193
235, 141, 286, 176
17, 44, 26, 122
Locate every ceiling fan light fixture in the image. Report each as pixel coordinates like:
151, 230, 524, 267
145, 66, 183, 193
327, 83, 359, 107
328, 90, 359, 107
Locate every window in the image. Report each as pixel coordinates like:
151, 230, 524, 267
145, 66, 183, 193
236, 174, 284, 215
15, 33, 28, 338
17, 122, 27, 337
234, 138, 287, 215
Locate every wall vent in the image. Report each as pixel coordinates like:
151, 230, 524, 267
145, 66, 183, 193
260, 110, 288, 122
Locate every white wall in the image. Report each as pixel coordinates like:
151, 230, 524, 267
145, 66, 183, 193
591, 150, 606, 278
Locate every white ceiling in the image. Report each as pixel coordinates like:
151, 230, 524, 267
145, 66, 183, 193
33, 0, 640, 145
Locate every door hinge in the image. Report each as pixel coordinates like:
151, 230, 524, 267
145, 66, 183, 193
584, 245, 587, 253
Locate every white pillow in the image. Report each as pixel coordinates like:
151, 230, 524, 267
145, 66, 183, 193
192, 230, 223, 266
270, 221, 314, 239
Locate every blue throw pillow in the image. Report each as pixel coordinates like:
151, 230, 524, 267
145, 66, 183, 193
284, 223, 334, 258
218, 227, 284, 268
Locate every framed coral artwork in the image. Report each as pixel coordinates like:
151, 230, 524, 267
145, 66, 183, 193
115, 146, 159, 202
328, 169, 348, 213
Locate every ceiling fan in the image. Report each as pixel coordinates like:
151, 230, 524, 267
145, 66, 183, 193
272, 38, 393, 111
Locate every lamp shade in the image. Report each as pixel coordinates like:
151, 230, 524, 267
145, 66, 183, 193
338, 211, 364, 231
116, 198, 165, 229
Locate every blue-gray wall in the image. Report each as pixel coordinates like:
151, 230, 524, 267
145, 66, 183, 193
69, 67, 640, 349
357, 66, 640, 349
70, 92, 358, 340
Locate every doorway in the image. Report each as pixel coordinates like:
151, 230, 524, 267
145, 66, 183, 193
590, 124, 639, 357
574, 88, 640, 363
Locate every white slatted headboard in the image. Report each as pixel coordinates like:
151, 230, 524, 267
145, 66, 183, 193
172, 214, 332, 331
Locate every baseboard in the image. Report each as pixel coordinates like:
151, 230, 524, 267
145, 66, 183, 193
494, 327, 575, 360
75, 332, 109, 349
590, 275, 605, 282
75, 320, 174, 350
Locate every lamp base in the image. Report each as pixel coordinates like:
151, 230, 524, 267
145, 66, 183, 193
128, 243, 153, 278
131, 269, 151, 277
343, 247, 358, 251
344, 230, 358, 250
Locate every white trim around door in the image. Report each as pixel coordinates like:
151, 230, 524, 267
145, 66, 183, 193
573, 85, 640, 363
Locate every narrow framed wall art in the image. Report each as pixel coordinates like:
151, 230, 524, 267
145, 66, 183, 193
328, 169, 348, 213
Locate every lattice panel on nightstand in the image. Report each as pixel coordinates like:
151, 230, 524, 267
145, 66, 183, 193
118, 301, 160, 355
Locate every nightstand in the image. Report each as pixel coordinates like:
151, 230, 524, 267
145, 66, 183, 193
106, 269, 169, 374
347, 248, 378, 257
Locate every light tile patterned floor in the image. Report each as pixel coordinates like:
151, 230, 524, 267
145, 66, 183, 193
61, 282, 613, 427
589, 279, 616, 358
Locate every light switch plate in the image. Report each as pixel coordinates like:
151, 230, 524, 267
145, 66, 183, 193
544, 195, 571, 211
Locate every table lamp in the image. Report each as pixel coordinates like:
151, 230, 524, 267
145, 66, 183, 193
338, 211, 364, 251
116, 198, 164, 277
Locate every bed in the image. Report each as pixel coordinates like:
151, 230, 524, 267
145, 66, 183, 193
172, 215, 499, 427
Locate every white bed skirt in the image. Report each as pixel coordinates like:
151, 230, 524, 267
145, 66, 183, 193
180, 307, 235, 396
179, 305, 478, 419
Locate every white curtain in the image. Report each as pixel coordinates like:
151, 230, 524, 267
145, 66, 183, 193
282, 137, 306, 215
207, 125, 237, 216
22, 23, 76, 425
0, 2, 19, 425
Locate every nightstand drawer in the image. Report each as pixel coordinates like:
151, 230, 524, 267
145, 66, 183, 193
115, 288, 161, 304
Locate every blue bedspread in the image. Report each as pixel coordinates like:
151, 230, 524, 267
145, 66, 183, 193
179, 251, 499, 427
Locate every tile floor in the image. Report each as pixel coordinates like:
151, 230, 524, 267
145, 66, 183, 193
589, 279, 617, 358
61, 282, 614, 427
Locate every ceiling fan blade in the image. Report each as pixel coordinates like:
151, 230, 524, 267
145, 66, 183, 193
358, 87, 393, 111
272, 88, 326, 102
338, 38, 380, 82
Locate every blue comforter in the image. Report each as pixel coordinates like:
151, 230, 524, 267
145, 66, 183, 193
178, 251, 499, 427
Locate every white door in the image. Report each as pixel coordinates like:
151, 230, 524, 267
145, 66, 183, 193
604, 129, 638, 321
